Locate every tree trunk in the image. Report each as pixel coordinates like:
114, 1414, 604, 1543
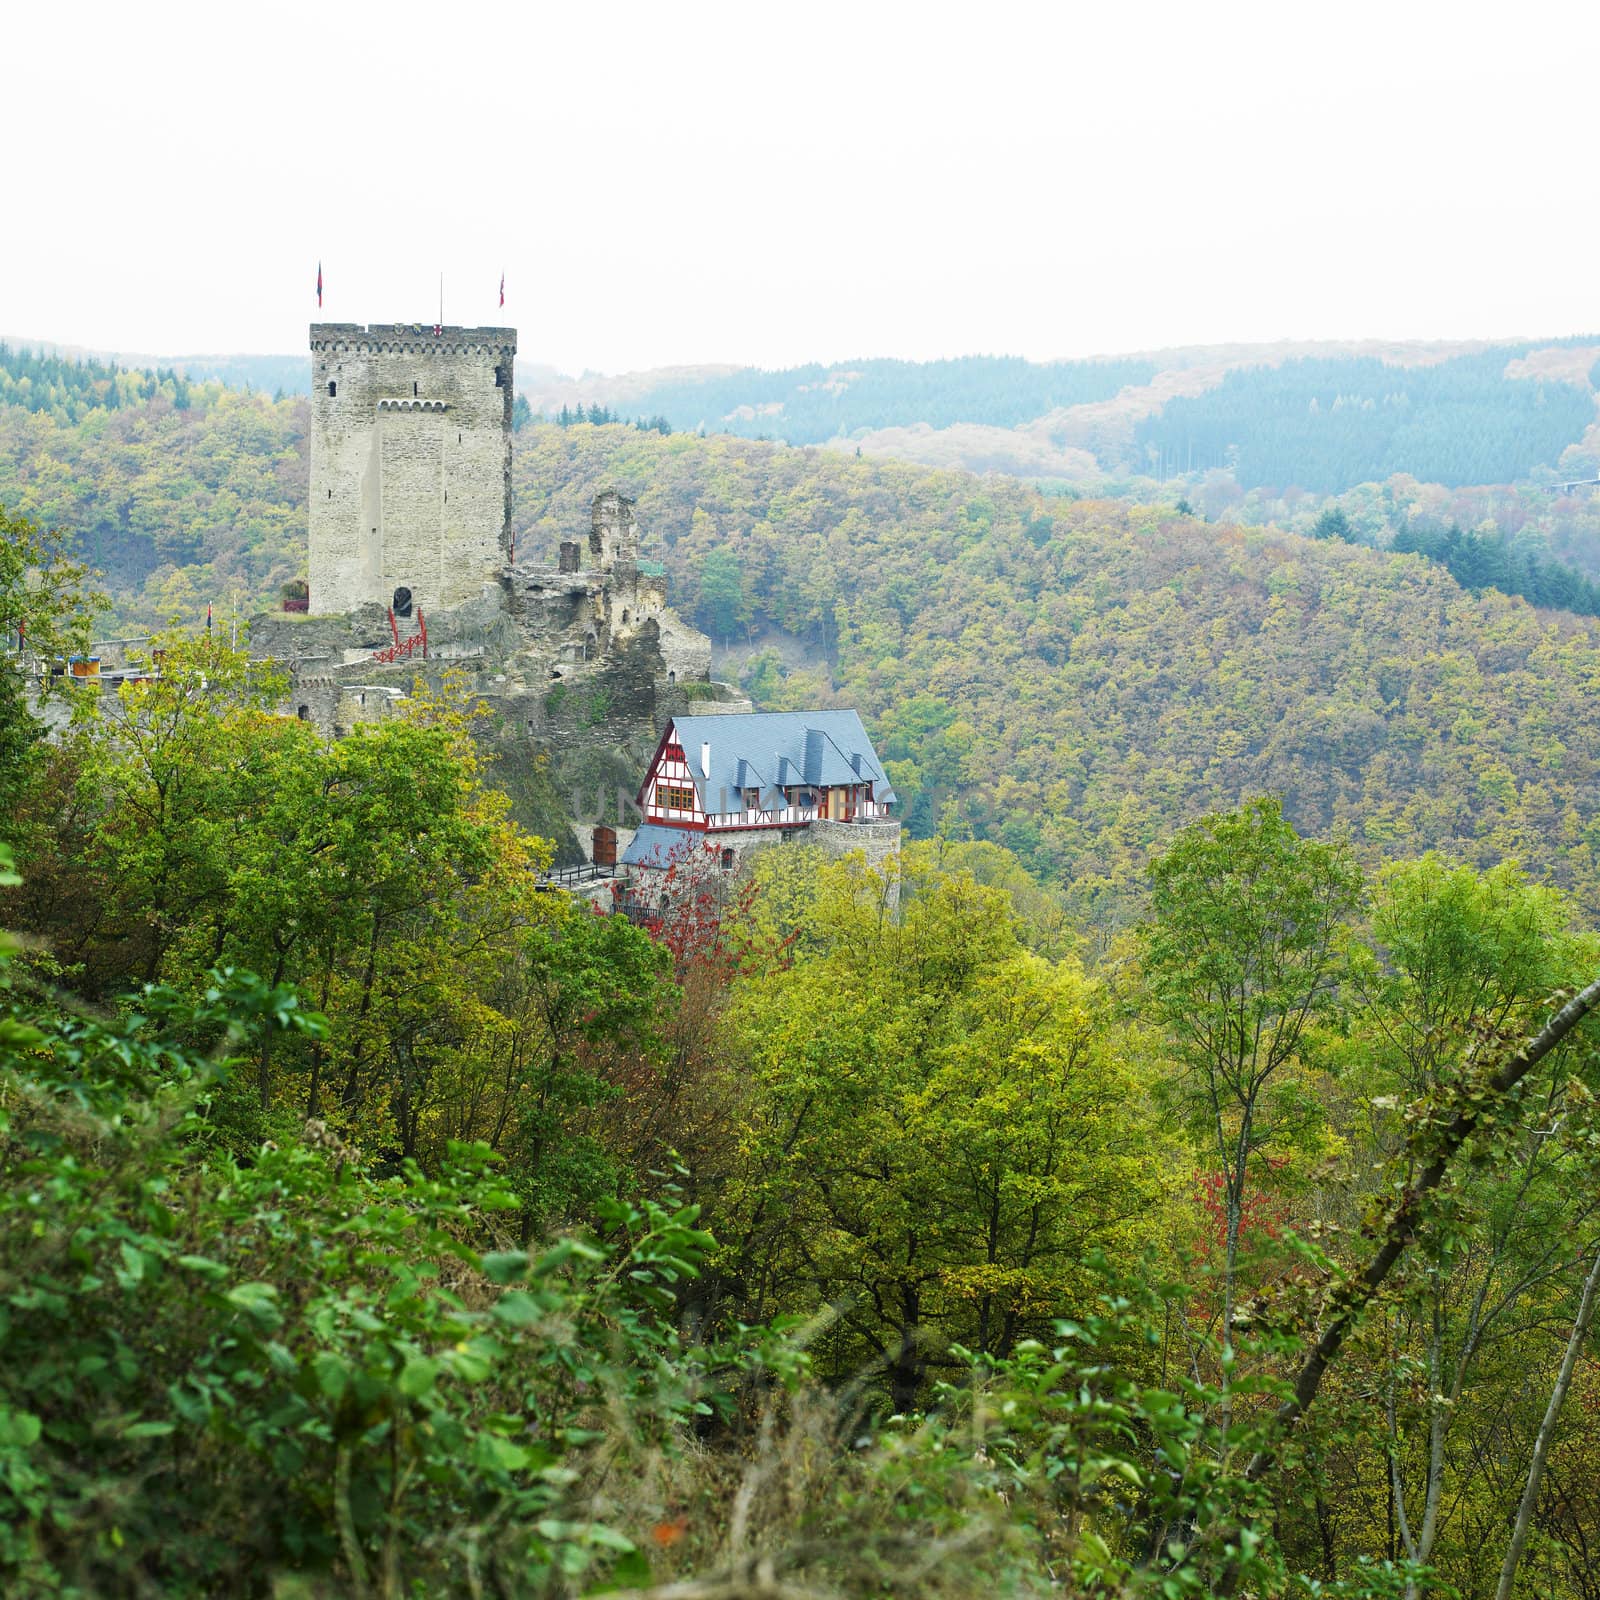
1494, 1236, 1600, 1600
888, 1331, 921, 1417
1404, 1304, 1447, 1600
1198, 977, 1600, 1599
1248, 978, 1600, 1485
888, 1287, 923, 1415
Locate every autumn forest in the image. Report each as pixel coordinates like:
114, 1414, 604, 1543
6, 335, 1600, 1598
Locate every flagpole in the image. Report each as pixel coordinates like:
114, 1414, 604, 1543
439, 271, 443, 330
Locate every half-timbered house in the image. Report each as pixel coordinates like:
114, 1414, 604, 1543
620, 710, 897, 875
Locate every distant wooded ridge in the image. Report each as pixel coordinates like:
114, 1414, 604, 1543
13, 333, 1600, 494
0, 337, 304, 404
522, 339, 1600, 494
18, 332, 1600, 492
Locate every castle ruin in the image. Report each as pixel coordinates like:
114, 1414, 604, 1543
244, 321, 744, 862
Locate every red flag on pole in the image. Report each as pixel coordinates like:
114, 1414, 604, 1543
206, 604, 213, 636
316, 262, 323, 308
499, 271, 505, 310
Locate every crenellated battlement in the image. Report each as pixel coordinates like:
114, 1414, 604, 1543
311, 323, 516, 360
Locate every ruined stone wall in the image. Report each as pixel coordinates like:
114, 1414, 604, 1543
645, 816, 902, 893
588, 491, 638, 569
655, 615, 713, 685
289, 674, 343, 732
309, 324, 516, 617
808, 817, 902, 876
334, 684, 409, 737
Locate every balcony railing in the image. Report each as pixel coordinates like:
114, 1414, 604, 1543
539, 862, 621, 888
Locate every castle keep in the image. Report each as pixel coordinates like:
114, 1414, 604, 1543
308, 323, 516, 616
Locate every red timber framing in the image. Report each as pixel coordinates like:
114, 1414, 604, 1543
634, 719, 892, 837
638, 733, 707, 829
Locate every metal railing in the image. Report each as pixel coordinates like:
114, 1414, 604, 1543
372, 608, 427, 665
539, 862, 621, 888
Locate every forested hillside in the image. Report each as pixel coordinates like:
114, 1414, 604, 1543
1133, 350, 1598, 491
0, 381, 307, 604
513, 425, 1600, 925
0, 341, 202, 424
2, 338, 306, 403
14, 362, 1600, 1594
519, 338, 1600, 492
8, 370, 1600, 929
1150, 468, 1600, 591
9, 525, 1600, 1595
33, 330, 1600, 494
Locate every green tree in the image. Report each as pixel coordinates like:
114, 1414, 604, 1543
1349, 858, 1598, 1594
74, 632, 288, 985
494, 905, 675, 1238
696, 546, 747, 640
726, 846, 1165, 1410
1139, 796, 1361, 1420
0, 878, 760, 1596
0, 506, 97, 822
1313, 505, 1352, 541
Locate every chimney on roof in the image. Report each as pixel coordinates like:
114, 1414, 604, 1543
700, 741, 711, 778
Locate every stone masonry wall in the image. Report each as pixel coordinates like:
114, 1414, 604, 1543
309, 324, 516, 617
807, 817, 902, 877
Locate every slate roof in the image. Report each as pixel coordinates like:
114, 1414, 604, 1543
620, 823, 700, 869
662, 711, 896, 813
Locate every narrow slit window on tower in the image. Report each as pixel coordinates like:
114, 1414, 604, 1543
327, 381, 336, 397
413, 381, 418, 397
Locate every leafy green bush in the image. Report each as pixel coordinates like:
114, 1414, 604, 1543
0, 874, 787, 1596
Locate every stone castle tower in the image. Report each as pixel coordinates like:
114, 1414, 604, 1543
308, 323, 517, 616
588, 490, 639, 569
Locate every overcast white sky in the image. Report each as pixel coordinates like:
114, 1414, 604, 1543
6, 0, 1597, 375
